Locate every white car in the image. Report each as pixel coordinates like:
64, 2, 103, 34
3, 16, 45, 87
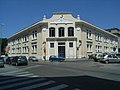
28, 56, 39, 62
99, 54, 120, 64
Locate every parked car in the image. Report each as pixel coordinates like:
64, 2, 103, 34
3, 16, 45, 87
6, 56, 14, 64
0, 57, 4, 68
93, 54, 105, 62
12, 56, 28, 66
28, 56, 38, 62
99, 54, 120, 64
88, 54, 97, 59
49, 55, 65, 62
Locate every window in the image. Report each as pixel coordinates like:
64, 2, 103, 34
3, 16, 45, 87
32, 30, 37, 40
69, 42, 73, 47
49, 27, 55, 37
96, 45, 102, 52
86, 29, 92, 39
104, 46, 109, 52
108, 55, 112, 58
96, 33, 102, 41
50, 43, 54, 48
87, 43, 92, 52
32, 44, 37, 53
23, 34, 29, 42
22, 46, 29, 53
68, 27, 74, 36
59, 27, 64, 37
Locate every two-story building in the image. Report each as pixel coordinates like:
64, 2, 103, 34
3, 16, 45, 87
8, 12, 118, 60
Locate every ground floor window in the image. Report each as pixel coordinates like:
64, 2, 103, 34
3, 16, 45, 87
32, 44, 37, 53
23, 46, 29, 53
50, 43, 54, 48
69, 42, 73, 47
87, 44, 92, 52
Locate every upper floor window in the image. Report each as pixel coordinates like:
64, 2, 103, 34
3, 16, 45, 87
96, 33, 102, 41
32, 30, 37, 40
23, 34, 29, 42
68, 27, 74, 36
86, 29, 92, 39
59, 27, 64, 37
49, 27, 55, 37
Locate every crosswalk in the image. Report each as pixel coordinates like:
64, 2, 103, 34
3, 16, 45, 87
0, 67, 81, 90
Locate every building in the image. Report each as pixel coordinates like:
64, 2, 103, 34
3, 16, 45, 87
106, 28, 120, 53
8, 12, 118, 60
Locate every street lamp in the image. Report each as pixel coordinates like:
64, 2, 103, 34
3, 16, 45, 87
0, 23, 4, 56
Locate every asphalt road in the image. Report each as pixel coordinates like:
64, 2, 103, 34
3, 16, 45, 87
0, 59, 120, 90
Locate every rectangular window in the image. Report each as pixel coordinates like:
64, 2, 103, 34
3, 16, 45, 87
69, 42, 73, 47
32, 43, 37, 53
59, 27, 64, 37
49, 28, 55, 37
86, 29, 92, 39
32, 30, 37, 40
96, 33, 102, 41
68, 27, 74, 36
50, 43, 54, 48
87, 43, 92, 52
96, 45, 102, 52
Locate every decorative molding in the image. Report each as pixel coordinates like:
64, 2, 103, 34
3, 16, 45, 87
50, 15, 73, 24
76, 27, 81, 31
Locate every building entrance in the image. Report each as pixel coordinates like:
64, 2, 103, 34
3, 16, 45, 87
58, 46, 65, 58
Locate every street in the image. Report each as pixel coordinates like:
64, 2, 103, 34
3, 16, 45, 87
0, 59, 120, 90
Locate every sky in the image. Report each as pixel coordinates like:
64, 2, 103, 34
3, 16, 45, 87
0, 0, 120, 38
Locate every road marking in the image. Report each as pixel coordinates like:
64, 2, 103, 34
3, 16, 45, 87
0, 71, 29, 75
0, 77, 29, 85
16, 80, 55, 90
22, 65, 42, 70
45, 84, 68, 90
0, 69, 24, 74
16, 73, 34, 77
0, 77, 46, 90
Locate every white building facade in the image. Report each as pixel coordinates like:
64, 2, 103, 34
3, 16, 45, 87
8, 12, 118, 60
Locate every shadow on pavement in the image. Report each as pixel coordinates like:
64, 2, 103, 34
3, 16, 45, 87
0, 75, 120, 90
46, 75, 120, 90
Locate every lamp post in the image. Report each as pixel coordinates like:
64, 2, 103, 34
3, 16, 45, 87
0, 23, 4, 56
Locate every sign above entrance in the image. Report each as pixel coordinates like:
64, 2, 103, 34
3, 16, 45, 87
50, 15, 73, 24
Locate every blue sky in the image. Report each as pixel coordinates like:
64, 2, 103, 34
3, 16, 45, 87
0, 0, 120, 38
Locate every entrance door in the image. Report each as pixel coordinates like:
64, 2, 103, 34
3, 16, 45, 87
58, 46, 65, 58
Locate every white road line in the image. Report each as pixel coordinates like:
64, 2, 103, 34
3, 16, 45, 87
0, 69, 24, 74
16, 73, 34, 77
28, 75, 39, 77
45, 84, 68, 90
22, 65, 42, 70
0, 77, 29, 85
0, 71, 30, 76
16, 80, 55, 90
0, 77, 46, 90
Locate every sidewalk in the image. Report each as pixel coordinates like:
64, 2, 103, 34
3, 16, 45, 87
39, 58, 93, 62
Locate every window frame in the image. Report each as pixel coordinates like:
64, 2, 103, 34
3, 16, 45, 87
49, 27, 55, 37
59, 27, 65, 37
68, 27, 74, 36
